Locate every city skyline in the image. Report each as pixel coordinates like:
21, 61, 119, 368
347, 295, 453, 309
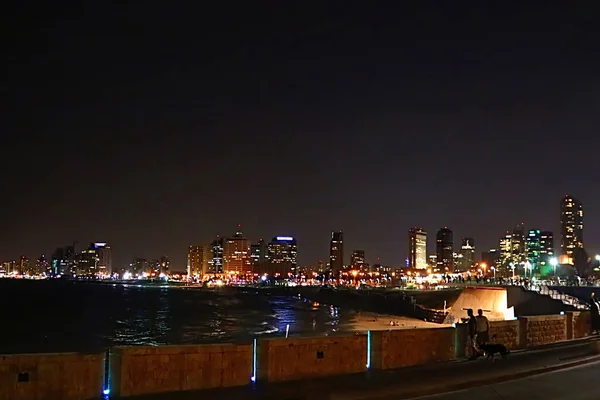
4, 3, 599, 269
3, 193, 596, 271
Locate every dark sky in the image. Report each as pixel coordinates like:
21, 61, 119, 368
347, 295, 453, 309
4, 2, 600, 270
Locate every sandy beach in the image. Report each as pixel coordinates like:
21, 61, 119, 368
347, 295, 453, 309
348, 312, 445, 331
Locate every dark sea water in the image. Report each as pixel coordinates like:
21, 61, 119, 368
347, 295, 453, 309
0, 279, 355, 354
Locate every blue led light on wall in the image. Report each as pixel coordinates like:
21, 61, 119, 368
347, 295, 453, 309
366, 330, 371, 369
251, 338, 257, 382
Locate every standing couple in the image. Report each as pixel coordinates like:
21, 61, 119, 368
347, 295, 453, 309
467, 308, 489, 359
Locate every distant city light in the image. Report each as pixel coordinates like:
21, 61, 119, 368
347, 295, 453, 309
276, 236, 294, 241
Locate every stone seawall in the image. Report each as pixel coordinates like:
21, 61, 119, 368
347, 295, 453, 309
0, 352, 105, 400
371, 327, 455, 369
257, 335, 367, 382
0, 311, 592, 399
109, 343, 252, 398
520, 315, 567, 347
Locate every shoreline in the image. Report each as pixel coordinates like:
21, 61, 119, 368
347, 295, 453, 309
347, 312, 445, 331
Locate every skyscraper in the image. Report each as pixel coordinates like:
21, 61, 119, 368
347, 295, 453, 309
94, 242, 112, 277
540, 231, 554, 272
188, 246, 211, 278
511, 223, 527, 265
251, 238, 268, 265
499, 233, 512, 268
436, 228, 453, 271
457, 238, 475, 272
350, 250, 366, 270
527, 229, 542, 273
208, 236, 224, 275
560, 195, 584, 265
408, 228, 427, 269
329, 231, 344, 274
223, 229, 252, 275
267, 236, 298, 267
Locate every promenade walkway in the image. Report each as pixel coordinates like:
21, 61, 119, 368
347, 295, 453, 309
127, 338, 600, 400
412, 359, 600, 400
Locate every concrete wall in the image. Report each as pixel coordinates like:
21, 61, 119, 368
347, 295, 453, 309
519, 315, 567, 347
567, 311, 591, 339
109, 343, 252, 397
488, 320, 520, 350
371, 327, 455, 370
257, 335, 367, 382
0, 352, 104, 400
444, 287, 508, 323
506, 286, 575, 316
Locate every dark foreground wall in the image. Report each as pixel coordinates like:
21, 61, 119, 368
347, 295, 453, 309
0, 311, 592, 400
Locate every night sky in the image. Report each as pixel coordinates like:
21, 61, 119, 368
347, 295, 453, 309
4, 2, 599, 270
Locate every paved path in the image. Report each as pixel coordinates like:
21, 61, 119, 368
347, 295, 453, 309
410, 360, 600, 400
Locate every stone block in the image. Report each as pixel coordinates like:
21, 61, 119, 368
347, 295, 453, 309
371, 327, 455, 370
0, 352, 105, 400
109, 343, 253, 397
257, 334, 367, 382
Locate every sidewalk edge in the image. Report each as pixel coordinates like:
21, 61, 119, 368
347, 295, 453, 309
332, 354, 600, 400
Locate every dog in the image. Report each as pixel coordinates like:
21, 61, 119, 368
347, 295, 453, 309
479, 343, 510, 360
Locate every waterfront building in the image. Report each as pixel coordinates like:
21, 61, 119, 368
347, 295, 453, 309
208, 236, 224, 275
527, 229, 542, 274
499, 232, 512, 268
34, 255, 49, 275
481, 249, 500, 270
428, 254, 437, 267
76, 245, 99, 276
435, 227, 453, 271
560, 195, 584, 265
408, 227, 427, 269
539, 231, 554, 273
511, 223, 527, 265
223, 229, 252, 276
267, 236, 298, 270
251, 239, 268, 265
329, 231, 344, 274
94, 243, 112, 276
457, 238, 475, 272
51, 244, 76, 276
350, 249, 366, 270
131, 258, 149, 276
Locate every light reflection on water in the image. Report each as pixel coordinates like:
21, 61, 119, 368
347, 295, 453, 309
0, 280, 353, 353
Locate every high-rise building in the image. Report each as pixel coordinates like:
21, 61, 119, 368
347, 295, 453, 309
511, 223, 527, 265
223, 230, 252, 275
208, 236, 224, 275
51, 244, 76, 276
526, 229, 542, 274
481, 249, 500, 270
159, 256, 169, 274
329, 231, 344, 274
540, 231, 554, 272
436, 228, 453, 271
428, 254, 437, 267
267, 236, 297, 267
131, 258, 149, 276
251, 239, 268, 265
94, 242, 112, 277
17, 255, 30, 275
560, 195, 584, 265
35, 254, 49, 276
457, 238, 475, 272
76, 245, 99, 276
408, 228, 427, 269
499, 232, 512, 268
188, 246, 203, 277
187, 245, 212, 278
350, 250, 366, 270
